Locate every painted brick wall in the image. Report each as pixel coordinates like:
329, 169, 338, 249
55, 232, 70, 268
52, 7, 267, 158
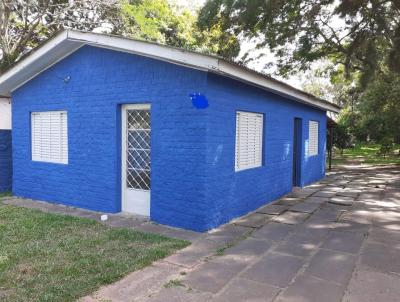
0, 130, 12, 192
12, 46, 209, 231
11, 45, 326, 232
202, 74, 326, 229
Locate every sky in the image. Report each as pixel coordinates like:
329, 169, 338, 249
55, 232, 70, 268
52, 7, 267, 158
169, 0, 306, 89
169, 0, 348, 93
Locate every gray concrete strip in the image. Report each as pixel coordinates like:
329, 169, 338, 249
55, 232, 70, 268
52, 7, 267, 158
82, 261, 181, 302
251, 222, 294, 241
275, 197, 303, 206
241, 252, 305, 288
367, 227, 400, 246
305, 249, 357, 286
312, 191, 337, 198
183, 257, 248, 293
360, 242, 400, 274
273, 241, 318, 258
223, 238, 273, 263
257, 204, 289, 215
342, 268, 400, 302
213, 277, 280, 302
163, 239, 222, 268
273, 211, 310, 225
275, 273, 345, 302
329, 196, 355, 206
145, 287, 212, 302
321, 231, 366, 254
5, 164, 400, 302
288, 202, 321, 214
234, 212, 274, 228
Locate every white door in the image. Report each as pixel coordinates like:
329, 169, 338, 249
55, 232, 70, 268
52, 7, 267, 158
122, 104, 151, 216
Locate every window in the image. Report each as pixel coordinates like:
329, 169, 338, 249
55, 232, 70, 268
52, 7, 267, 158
31, 111, 68, 164
308, 120, 319, 156
235, 111, 263, 171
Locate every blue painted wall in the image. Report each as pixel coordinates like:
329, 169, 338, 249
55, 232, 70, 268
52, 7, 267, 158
12, 46, 326, 231
202, 74, 326, 229
12, 46, 209, 231
0, 130, 12, 192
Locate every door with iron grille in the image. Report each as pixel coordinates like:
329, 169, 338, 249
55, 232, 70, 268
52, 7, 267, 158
121, 104, 151, 216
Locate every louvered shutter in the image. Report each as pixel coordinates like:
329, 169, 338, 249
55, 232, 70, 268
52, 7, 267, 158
308, 120, 319, 156
235, 111, 263, 171
31, 111, 68, 164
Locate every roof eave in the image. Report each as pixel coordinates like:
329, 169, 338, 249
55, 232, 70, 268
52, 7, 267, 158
0, 29, 340, 113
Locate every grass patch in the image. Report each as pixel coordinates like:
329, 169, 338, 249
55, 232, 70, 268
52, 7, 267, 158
332, 144, 400, 166
0, 204, 189, 302
0, 192, 11, 198
164, 279, 185, 288
215, 243, 234, 256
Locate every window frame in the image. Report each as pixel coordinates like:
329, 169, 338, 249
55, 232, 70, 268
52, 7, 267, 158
235, 110, 264, 172
308, 120, 319, 157
31, 110, 69, 164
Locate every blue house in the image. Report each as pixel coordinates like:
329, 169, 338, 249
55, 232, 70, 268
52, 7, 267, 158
0, 97, 12, 192
0, 30, 339, 231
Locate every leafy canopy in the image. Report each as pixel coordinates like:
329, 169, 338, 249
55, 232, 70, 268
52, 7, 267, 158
199, 0, 400, 83
120, 0, 240, 58
0, 0, 121, 72
0, 0, 240, 74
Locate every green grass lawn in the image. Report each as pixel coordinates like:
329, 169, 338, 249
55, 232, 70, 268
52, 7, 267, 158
0, 192, 11, 198
0, 204, 189, 302
332, 144, 400, 166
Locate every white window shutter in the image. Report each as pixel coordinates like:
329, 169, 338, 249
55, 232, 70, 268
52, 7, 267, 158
235, 111, 263, 171
31, 111, 68, 164
308, 120, 319, 156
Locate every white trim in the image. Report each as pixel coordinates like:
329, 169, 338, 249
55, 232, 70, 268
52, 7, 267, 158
121, 103, 151, 216
31, 110, 68, 164
0, 98, 11, 130
0, 30, 340, 113
235, 111, 264, 171
67, 31, 217, 72
216, 61, 340, 113
308, 120, 319, 157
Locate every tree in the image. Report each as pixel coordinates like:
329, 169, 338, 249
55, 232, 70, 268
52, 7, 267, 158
357, 70, 400, 143
198, 0, 400, 83
0, 0, 240, 74
0, 0, 121, 73
120, 0, 240, 58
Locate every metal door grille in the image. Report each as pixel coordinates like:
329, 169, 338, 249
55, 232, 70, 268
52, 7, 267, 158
126, 109, 151, 190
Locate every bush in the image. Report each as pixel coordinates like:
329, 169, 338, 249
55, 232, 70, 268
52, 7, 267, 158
377, 137, 393, 158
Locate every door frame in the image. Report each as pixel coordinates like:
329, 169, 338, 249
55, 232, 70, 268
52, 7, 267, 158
121, 103, 151, 215
293, 117, 302, 187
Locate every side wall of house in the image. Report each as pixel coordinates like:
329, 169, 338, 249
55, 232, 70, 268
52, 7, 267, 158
203, 74, 326, 229
0, 130, 12, 192
0, 98, 11, 130
0, 98, 12, 192
12, 46, 210, 231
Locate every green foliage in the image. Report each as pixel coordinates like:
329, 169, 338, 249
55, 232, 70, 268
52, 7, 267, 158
199, 0, 400, 81
333, 123, 351, 154
0, 0, 240, 74
120, 0, 240, 58
0, 204, 189, 302
333, 143, 400, 166
0, 0, 122, 73
377, 137, 393, 158
357, 71, 400, 143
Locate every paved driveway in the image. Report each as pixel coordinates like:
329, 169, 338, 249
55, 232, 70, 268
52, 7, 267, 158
84, 164, 400, 302
4, 164, 400, 301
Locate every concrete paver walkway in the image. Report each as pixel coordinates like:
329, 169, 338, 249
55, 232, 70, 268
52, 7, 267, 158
3, 163, 400, 301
